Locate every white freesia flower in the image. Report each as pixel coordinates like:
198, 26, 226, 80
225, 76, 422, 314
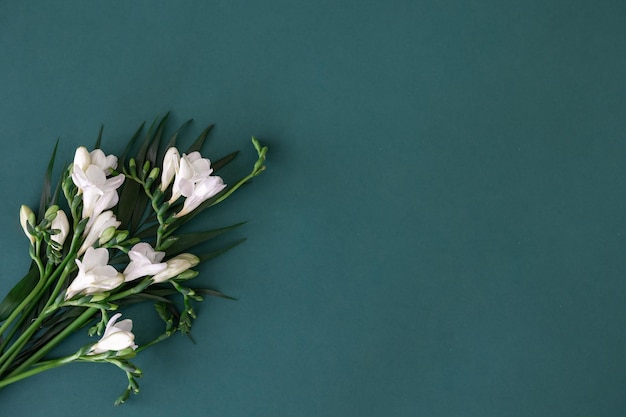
88, 313, 138, 355
166, 151, 226, 216
73, 168, 125, 220
78, 210, 121, 256
65, 247, 124, 300
19, 205, 36, 244
160, 147, 180, 191
175, 176, 226, 217
73, 146, 91, 172
151, 253, 199, 283
73, 146, 118, 174
71, 146, 125, 220
123, 242, 167, 282
169, 152, 215, 201
50, 209, 70, 246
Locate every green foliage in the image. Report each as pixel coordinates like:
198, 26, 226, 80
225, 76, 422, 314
0, 114, 268, 403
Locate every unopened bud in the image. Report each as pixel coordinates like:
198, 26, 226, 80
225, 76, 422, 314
20, 205, 36, 244
44, 205, 60, 222
98, 226, 118, 245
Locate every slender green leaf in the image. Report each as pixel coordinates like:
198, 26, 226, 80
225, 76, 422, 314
211, 150, 239, 172
135, 222, 159, 240
198, 238, 247, 263
161, 118, 193, 163
146, 112, 169, 165
185, 124, 214, 154
117, 293, 174, 305
166, 222, 246, 256
130, 190, 150, 233
14, 308, 89, 365
50, 163, 67, 207
38, 140, 59, 219
93, 125, 104, 149
196, 288, 236, 300
0, 266, 39, 322
135, 117, 159, 167
119, 122, 145, 168
116, 180, 143, 231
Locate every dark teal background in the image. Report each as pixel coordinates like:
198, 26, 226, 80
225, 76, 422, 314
1, 1, 626, 415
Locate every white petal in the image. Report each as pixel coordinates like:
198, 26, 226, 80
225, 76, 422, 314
73, 147, 91, 172
178, 155, 195, 180
91, 331, 136, 353
176, 176, 226, 217
90, 150, 118, 173
102, 174, 125, 192
161, 147, 180, 191
82, 247, 109, 270
151, 253, 199, 283
85, 165, 107, 187
51, 210, 70, 245
178, 177, 195, 198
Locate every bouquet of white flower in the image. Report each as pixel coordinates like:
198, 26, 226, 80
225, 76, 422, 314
0, 115, 267, 404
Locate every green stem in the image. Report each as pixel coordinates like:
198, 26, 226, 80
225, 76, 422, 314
0, 249, 78, 372
6, 307, 97, 378
0, 276, 47, 346
0, 355, 75, 390
209, 139, 267, 208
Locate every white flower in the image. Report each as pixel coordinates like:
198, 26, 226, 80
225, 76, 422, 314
151, 253, 199, 283
73, 146, 118, 175
70, 147, 125, 220
166, 151, 226, 216
78, 210, 121, 256
73, 146, 91, 172
88, 313, 138, 355
169, 152, 214, 202
73, 167, 125, 220
123, 242, 167, 282
160, 147, 180, 191
175, 176, 226, 217
19, 205, 36, 244
50, 209, 70, 246
65, 247, 123, 299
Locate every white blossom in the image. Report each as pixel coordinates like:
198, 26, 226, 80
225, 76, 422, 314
167, 151, 226, 216
71, 146, 125, 220
169, 152, 211, 202
88, 313, 137, 355
151, 253, 199, 283
65, 247, 123, 299
160, 147, 180, 191
19, 205, 36, 244
175, 176, 226, 217
73, 147, 117, 174
50, 209, 70, 246
123, 242, 167, 282
78, 210, 120, 256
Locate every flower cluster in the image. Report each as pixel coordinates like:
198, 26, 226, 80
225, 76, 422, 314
0, 117, 268, 404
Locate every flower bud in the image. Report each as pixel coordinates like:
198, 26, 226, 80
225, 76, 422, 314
160, 147, 180, 191
128, 158, 137, 177
19, 205, 36, 244
73, 146, 91, 172
114, 230, 129, 244
98, 226, 118, 245
78, 211, 121, 255
50, 209, 70, 246
142, 160, 151, 178
151, 253, 199, 283
44, 205, 59, 222
145, 166, 160, 189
